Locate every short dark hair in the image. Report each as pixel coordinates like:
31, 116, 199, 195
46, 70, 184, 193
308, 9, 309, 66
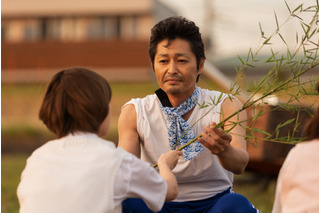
149, 16, 206, 70
39, 67, 112, 138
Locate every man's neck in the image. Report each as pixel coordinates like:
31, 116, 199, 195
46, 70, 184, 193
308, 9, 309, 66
155, 87, 197, 121
167, 94, 189, 108
155, 86, 196, 108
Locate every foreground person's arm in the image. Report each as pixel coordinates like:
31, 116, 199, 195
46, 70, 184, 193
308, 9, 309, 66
158, 150, 182, 201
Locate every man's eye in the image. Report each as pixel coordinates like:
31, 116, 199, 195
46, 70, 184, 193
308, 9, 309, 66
178, 59, 187, 63
159, 60, 168, 63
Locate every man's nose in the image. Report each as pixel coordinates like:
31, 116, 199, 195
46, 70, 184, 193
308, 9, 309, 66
167, 61, 178, 74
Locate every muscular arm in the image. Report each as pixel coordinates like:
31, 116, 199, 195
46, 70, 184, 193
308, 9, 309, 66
118, 104, 140, 158
199, 97, 249, 174
119, 104, 182, 201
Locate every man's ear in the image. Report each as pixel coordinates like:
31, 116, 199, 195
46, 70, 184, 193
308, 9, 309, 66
150, 62, 155, 72
198, 58, 205, 75
196, 58, 205, 83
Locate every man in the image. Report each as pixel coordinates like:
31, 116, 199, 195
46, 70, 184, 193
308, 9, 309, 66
118, 16, 259, 212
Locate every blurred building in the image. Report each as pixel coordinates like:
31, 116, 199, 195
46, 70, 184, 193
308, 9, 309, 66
3, 0, 315, 178
1, 0, 177, 82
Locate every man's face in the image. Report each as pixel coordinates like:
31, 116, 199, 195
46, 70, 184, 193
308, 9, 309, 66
154, 38, 204, 97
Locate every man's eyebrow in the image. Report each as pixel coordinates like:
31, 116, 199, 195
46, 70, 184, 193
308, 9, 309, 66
156, 53, 189, 57
156, 54, 169, 57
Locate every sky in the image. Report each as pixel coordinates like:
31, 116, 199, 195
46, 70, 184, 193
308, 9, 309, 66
159, 0, 317, 61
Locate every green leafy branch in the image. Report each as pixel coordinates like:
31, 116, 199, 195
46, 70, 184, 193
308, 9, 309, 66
153, 1, 318, 168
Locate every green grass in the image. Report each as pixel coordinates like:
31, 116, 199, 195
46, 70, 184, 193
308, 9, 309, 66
1, 155, 28, 213
234, 173, 276, 212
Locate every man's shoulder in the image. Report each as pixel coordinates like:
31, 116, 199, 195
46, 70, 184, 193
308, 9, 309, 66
125, 93, 159, 111
198, 87, 223, 94
129, 93, 158, 104
198, 87, 228, 100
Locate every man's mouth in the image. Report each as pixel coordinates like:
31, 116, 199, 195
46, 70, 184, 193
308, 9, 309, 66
166, 78, 180, 83
164, 76, 183, 84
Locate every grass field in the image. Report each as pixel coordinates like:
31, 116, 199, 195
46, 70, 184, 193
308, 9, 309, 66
2, 155, 29, 213
2, 80, 277, 212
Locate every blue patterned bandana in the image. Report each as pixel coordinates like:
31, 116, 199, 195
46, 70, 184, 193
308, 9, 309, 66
157, 87, 204, 160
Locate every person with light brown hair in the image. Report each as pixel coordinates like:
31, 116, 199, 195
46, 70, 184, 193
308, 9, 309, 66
17, 67, 182, 213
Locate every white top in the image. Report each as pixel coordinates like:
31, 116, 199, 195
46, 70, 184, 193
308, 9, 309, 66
272, 139, 319, 213
125, 87, 234, 202
17, 133, 167, 213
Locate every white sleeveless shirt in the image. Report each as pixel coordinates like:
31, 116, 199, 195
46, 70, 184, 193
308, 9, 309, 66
125, 87, 234, 202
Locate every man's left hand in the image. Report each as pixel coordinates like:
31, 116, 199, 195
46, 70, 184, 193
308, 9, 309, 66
198, 122, 232, 156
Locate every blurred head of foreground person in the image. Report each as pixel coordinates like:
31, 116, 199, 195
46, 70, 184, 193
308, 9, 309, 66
17, 67, 181, 213
272, 106, 319, 213
39, 67, 113, 138
119, 16, 261, 213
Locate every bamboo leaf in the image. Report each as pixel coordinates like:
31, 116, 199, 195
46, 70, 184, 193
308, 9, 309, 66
275, 128, 280, 138
292, 4, 303, 14
217, 92, 224, 103
237, 55, 245, 65
284, 0, 291, 14
252, 128, 272, 137
279, 118, 296, 128
259, 22, 266, 38
274, 11, 280, 32
265, 54, 275, 63
246, 63, 256, 68
263, 36, 272, 45
278, 33, 287, 45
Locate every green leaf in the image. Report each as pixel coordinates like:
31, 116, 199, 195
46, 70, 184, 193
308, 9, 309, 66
259, 22, 265, 38
284, 0, 291, 13
279, 118, 296, 128
275, 128, 280, 138
292, 4, 303, 14
237, 55, 245, 65
278, 33, 287, 45
274, 11, 280, 32
252, 128, 272, 137
263, 36, 272, 45
217, 92, 224, 103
